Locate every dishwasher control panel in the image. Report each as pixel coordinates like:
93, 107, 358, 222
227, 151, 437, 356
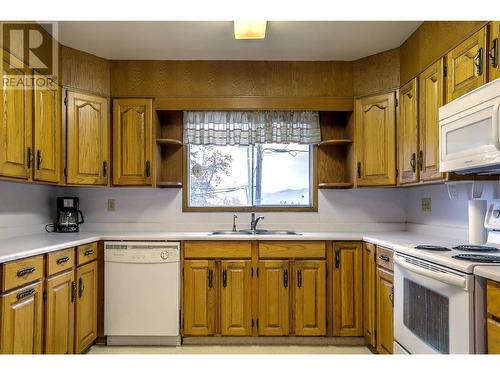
104, 242, 180, 263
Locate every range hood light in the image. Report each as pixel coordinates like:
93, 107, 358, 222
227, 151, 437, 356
234, 21, 267, 40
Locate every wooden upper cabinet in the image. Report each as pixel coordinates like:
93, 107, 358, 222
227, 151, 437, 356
355, 92, 396, 186
490, 21, 500, 82
333, 242, 363, 337
0, 281, 43, 354
398, 78, 419, 185
75, 260, 98, 353
418, 59, 446, 182
66, 91, 109, 185
183, 260, 216, 336
33, 73, 61, 183
294, 260, 326, 336
113, 98, 153, 186
220, 260, 252, 336
376, 266, 394, 354
363, 243, 376, 348
44, 270, 75, 354
0, 50, 33, 180
446, 26, 487, 102
258, 260, 289, 336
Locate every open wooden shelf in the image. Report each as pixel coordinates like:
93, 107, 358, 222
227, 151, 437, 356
318, 139, 353, 147
156, 181, 183, 188
155, 110, 184, 188
156, 138, 183, 146
318, 182, 354, 189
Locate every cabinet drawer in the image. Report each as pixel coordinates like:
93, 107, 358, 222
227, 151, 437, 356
184, 241, 251, 259
46, 248, 75, 276
376, 246, 393, 271
487, 280, 500, 318
1, 255, 44, 292
488, 318, 500, 354
259, 241, 326, 259
77, 242, 98, 266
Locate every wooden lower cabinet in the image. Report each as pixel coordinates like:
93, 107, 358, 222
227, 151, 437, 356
258, 260, 290, 336
333, 242, 363, 336
0, 281, 43, 354
183, 260, 216, 336
376, 266, 394, 354
45, 270, 75, 354
220, 260, 252, 336
294, 260, 326, 336
75, 260, 98, 353
487, 280, 500, 354
363, 243, 376, 347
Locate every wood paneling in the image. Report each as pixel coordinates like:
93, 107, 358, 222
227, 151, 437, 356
490, 21, 500, 82
61, 46, 111, 97
398, 78, 419, 185
75, 260, 98, 353
259, 241, 326, 259
294, 260, 326, 336
111, 60, 353, 98
353, 48, 400, 97
184, 241, 252, 259
400, 21, 487, 85
66, 91, 109, 185
363, 243, 376, 347
1, 255, 44, 292
376, 266, 394, 354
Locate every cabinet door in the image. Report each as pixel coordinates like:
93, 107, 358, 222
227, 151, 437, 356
33, 73, 61, 183
446, 27, 487, 102
363, 243, 376, 347
295, 260, 326, 336
220, 260, 252, 336
67, 91, 109, 185
355, 92, 396, 186
0, 281, 43, 354
490, 21, 500, 82
75, 261, 97, 353
418, 59, 446, 182
333, 242, 363, 336
183, 260, 216, 336
45, 270, 75, 354
0, 50, 32, 180
398, 78, 419, 185
376, 267, 394, 354
113, 98, 153, 186
258, 260, 289, 336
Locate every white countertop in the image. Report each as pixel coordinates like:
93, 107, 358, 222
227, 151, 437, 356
474, 266, 500, 282
0, 230, 461, 263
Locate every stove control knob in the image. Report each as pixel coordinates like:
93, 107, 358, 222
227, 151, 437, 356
494, 209, 500, 219
160, 251, 169, 260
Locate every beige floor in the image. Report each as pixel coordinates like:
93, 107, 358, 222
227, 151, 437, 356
88, 345, 371, 354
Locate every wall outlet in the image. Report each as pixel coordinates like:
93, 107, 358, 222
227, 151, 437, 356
421, 197, 432, 212
107, 199, 116, 211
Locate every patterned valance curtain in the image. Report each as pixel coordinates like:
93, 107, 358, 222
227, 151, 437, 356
183, 111, 321, 145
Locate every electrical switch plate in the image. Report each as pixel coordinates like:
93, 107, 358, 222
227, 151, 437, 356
421, 197, 432, 212
107, 199, 116, 211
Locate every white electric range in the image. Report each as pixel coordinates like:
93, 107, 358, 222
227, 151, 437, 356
393, 201, 500, 354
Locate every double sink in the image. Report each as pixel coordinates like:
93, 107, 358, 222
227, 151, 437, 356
210, 229, 301, 236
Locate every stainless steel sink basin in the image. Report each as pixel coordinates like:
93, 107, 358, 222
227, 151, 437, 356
210, 229, 301, 236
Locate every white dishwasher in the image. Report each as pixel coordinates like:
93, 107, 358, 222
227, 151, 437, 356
104, 241, 181, 346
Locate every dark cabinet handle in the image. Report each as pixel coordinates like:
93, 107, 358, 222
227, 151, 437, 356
145, 160, 151, 178
78, 277, 84, 298
490, 38, 498, 68
56, 256, 69, 264
102, 161, 107, 177
390, 286, 394, 307
283, 269, 288, 288
208, 269, 213, 289
410, 153, 416, 173
297, 269, 302, 288
27, 147, 32, 168
84, 248, 94, 257
17, 267, 35, 277
335, 250, 340, 268
418, 150, 423, 172
474, 48, 483, 76
17, 288, 35, 300
36, 150, 42, 170
222, 269, 227, 288
71, 281, 77, 303
379, 254, 390, 262
357, 161, 362, 179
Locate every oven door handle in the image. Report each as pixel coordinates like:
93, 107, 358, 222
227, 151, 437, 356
394, 255, 468, 290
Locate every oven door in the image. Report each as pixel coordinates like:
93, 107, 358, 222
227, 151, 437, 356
393, 254, 474, 354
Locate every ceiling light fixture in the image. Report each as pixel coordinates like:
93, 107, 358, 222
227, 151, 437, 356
234, 21, 267, 40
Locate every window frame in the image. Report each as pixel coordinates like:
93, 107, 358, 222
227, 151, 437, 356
182, 145, 318, 212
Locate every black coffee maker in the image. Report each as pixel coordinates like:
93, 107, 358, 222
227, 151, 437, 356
52, 197, 84, 233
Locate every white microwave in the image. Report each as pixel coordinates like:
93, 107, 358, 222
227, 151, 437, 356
439, 78, 500, 174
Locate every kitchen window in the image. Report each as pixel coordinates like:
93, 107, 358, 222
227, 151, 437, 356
183, 110, 320, 211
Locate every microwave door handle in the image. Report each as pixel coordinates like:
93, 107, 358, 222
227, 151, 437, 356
393, 255, 467, 290
493, 103, 500, 150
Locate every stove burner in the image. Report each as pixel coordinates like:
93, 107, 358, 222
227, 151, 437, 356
415, 245, 451, 251
452, 254, 500, 263
453, 245, 500, 253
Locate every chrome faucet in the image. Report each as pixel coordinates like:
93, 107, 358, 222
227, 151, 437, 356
232, 214, 238, 232
250, 212, 265, 231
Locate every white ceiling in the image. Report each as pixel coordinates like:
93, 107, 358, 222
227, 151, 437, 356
57, 21, 422, 61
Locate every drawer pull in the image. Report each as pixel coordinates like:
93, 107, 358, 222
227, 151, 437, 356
17, 288, 35, 300
56, 256, 70, 265
79, 277, 84, 298
208, 269, 213, 289
222, 269, 227, 288
297, 269, 302, 288
17, 267, 35, 277
84, 249, 94, 257
71, 281, 77, 303
283, 269, 288, 288
379, 254, 390, 262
